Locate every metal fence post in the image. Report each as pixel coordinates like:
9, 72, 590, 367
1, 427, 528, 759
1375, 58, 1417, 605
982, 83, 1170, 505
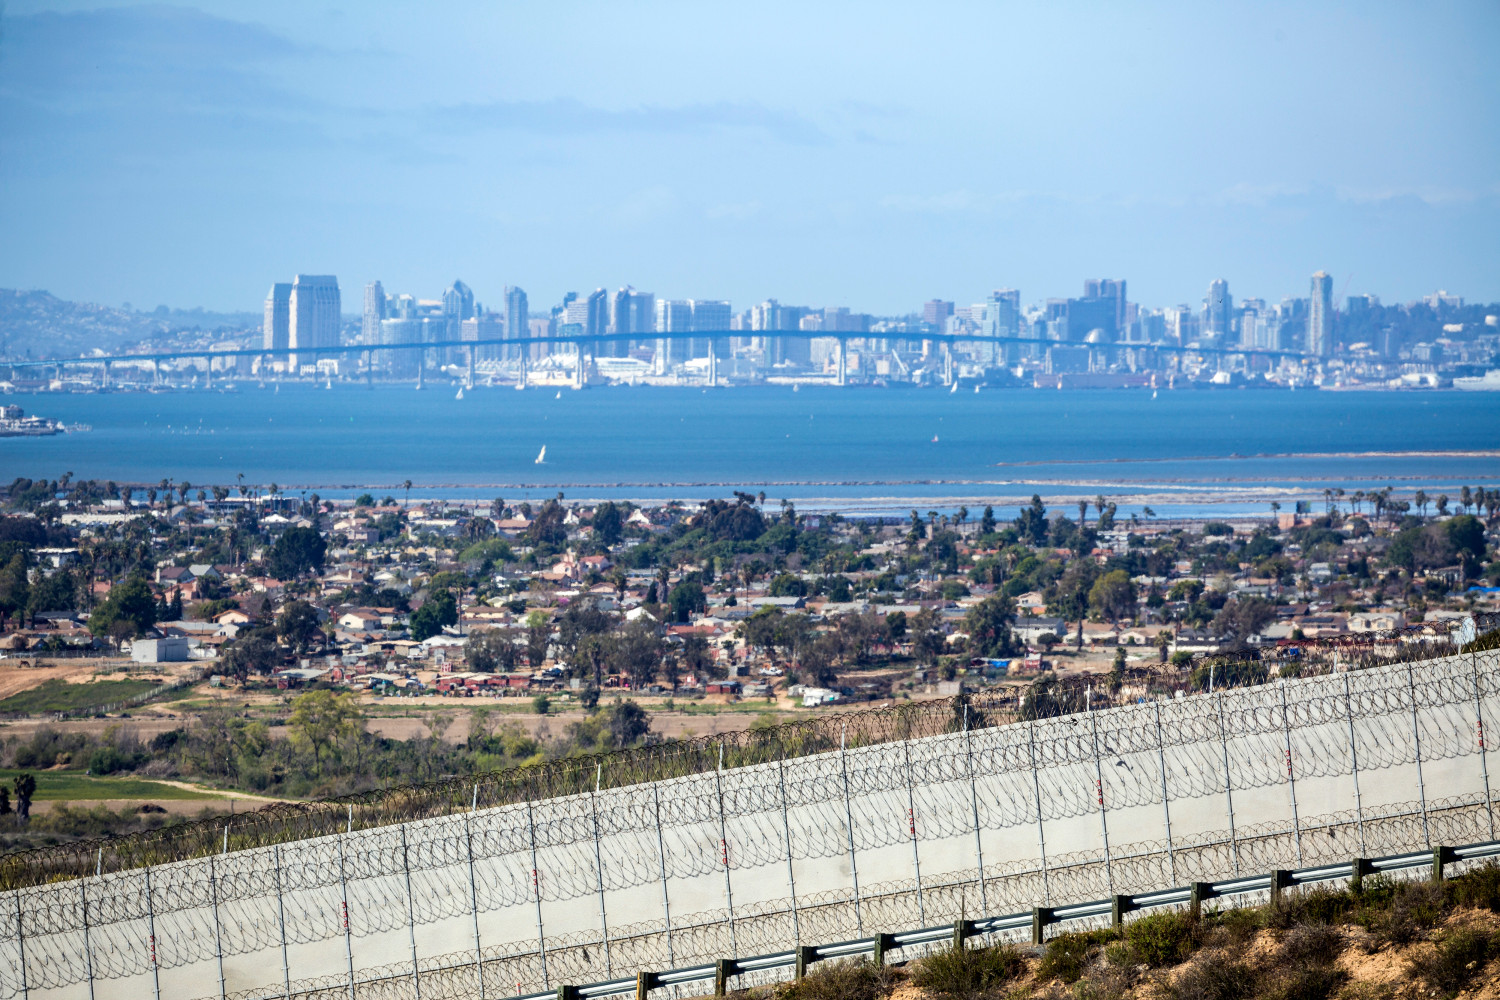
144, 865, 161, 1000
524, 801, 548, 987
79, 878, 96, 1000
1406, 661, 1431, 847
1341, 672, 1367, 854
776, 757, 801, 945
713, 742, 738, 955
651, 781, 676, 965
209, 855, 227, 1000
1152, 701, 1177, 884
1472, 649, 1496, 839
839, 724, 863, 933
337, 835, 357, 1000
11, 887, 27, 1000
273, 846, 291, 1000
1026, 718, 1051, 904
1215, 691, 1240, 875
590, 765, 612, 977
1278, 680, 1303, 867
902, 738, 926, 923
962, 703, 989, 914
1087, 689, 1114, 893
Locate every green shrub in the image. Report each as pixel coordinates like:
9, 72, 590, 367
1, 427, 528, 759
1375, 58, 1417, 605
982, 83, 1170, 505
1448, 861, 1500, 913
1407, 926, 1494, 995
1205, 905, 1263, 947
1169, 952, 1259, 1000
1268, 885, 1357, 929
910, 943, 1027, 997
1375, 880, 1446, 947
775, 959, 892, 1000
1036, 930, 1097, 984
1278, 923, 1346, 966
1121, 910, 1199, 967
1267, 963, 1348, 1000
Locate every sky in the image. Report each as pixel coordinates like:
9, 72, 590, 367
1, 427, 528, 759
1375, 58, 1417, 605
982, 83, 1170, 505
1, 1, 1497, 315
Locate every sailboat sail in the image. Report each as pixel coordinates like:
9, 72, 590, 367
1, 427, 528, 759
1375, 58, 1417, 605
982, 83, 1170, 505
535, 445, 546, 464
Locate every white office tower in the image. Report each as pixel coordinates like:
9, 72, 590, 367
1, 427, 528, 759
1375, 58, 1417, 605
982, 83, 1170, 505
289, 274, 341, 371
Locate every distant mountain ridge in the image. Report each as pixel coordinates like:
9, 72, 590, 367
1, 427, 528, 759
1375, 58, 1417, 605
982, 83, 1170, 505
0, 289, 259, 360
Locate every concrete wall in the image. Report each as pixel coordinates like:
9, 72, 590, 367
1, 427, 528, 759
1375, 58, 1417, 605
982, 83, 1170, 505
4, 649, 1496, 1000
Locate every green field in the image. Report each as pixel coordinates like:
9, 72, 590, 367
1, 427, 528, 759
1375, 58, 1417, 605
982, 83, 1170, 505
0, 678, 160, 714
0, 769, 220, 801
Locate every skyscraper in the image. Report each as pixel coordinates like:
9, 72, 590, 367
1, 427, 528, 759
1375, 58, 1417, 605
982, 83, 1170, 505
691, 300, 732, 360
923, 299, 954, 330
1309, 271, 1333, 358
362, 281, 386, 347
504, 286, 528, 361
263, 283, 291, 353
609, 287, 654, 357
654, 299, 694, 369
288, 275, 341, 371
1204, 279, 1231, 338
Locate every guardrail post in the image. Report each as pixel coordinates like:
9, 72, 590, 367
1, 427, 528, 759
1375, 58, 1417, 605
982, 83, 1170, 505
952, 919, 971, 951
1349, 857, 1372, 893
557, 985, 579, 1000
1031, 906, 1053, 946
795, 944, 817, 979
1189, 882, 1212, 920
1110, 894, 1131, 928
635, 971, 658, 1000
873, 932, 895, 966
1432, 845, 1454, 882
714, 958, 737, 996
1270, 869, 1292, 907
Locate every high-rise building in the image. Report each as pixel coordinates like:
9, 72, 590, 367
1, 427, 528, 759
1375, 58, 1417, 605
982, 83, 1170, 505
982, 289, 1021, 363
923, 299, 954, 331
1204, 279, 1231, 338
443, 281, 475, 322
608, 287, 654, 357
654, 299, 694, 369
362, 281, 386, 347
691, 300, 732, 360
1080, 279, 1127, 336
504, 286, 528, 360
263, 283, 291, 353
287, 275, 340, 371
1309, 271, 1333, 358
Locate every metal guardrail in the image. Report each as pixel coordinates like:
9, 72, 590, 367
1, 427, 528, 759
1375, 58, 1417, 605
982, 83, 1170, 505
516, 837, 1500, 1000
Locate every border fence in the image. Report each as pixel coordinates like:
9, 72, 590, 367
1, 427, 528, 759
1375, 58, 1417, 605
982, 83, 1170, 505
0, 615, 1492, 892
1, 621, 1496, 1000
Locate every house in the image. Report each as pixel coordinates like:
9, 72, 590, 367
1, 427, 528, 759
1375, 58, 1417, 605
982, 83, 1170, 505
1012, 617, 1067, 646
338, 610, 384, 632
215, 609, 255, 626
1349, 611, 1405, 632
706, 680, 741, 696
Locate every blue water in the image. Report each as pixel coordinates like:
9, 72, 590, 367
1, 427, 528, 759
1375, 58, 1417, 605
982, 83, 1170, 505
4, 385, 1499, 516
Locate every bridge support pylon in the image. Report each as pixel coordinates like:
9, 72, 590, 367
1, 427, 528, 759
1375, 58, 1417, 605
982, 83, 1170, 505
835, 338, 847, 386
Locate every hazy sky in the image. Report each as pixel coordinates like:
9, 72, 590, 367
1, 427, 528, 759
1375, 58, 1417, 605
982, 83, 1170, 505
2, 2, 1497, 314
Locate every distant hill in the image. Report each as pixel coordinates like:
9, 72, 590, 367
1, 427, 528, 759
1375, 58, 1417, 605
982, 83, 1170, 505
0, 289, 259, 360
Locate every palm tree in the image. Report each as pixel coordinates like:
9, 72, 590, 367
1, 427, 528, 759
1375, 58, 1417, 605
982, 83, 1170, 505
1077, 499, 1089, 527
402, 479, 413, 509
1414, 490, 1428, 520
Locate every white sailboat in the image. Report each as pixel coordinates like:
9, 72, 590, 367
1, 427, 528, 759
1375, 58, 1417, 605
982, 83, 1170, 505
455, 387, 464, 400
555, 390, 562, 400
793, 383, 800, 393
535, 445, 546, 465
949, 381, 958, 393
974, 384, 980, 393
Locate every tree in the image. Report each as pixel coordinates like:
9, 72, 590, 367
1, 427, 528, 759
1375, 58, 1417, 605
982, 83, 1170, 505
466, 628, 519, 673
604, 700, 650, 749
885, 610, 908, 643
1088, 569, 1137, 627
0, 553, 29, 630
276, 600, 323, 652
525, 611, 551, 667
963, 595, 1019, 659
668, 579, 706, 623
526, 499, 568, 548
11, 772, 34, 823
86, 577, 157, 640
221, 631, 278, 684
410, 590, 457, 641
267, 526, 326, 580
1016, 495, 1048, 545
287, 690, 363, 773
592, 501, 624, 547
978, 505, 997, 536
612, 621, 665, 688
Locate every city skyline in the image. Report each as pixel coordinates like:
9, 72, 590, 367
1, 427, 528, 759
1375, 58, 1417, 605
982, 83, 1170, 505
1, 2, 1497, 312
